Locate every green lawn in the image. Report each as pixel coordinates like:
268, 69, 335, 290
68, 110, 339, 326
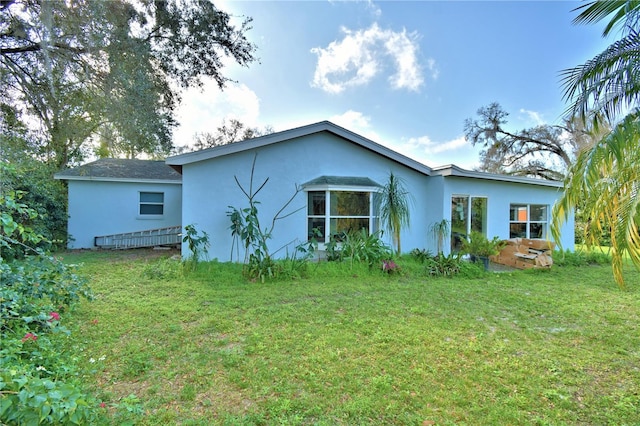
63, 250, 640, 425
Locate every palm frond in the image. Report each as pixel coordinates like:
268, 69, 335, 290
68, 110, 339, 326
572, 0, 640, 37
561, 30, 640, 121
552, 110, 640, 287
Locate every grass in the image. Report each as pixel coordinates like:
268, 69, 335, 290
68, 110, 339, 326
61, 249, 640, 425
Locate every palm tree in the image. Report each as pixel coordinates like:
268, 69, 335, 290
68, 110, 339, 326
379, 172, 412, 255
553, 0, 640, 287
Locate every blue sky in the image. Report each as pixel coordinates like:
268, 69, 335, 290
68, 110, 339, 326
174, 0, 611, 169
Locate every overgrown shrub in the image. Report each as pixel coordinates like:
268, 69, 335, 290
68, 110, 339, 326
0, 161, 68, 253
424, 252, 463, 277
409, 248, 433, 263
329, 229, 393, 269
227, 154, 312, 282
553, 249, 612, 267
182, 224, 210, 271
0, 192, 99, 424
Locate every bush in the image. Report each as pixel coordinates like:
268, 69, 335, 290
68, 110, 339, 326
328, 229, 393, 269
0, 162, 68, 253
424, 252, 463, 277
553, 249, 612, 267
409, 248, 433, 263
0, 191, 99, 424
0, 256, 98, 425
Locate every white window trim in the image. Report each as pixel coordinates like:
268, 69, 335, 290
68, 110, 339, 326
306, 185, 380, 245
509, 203, 549, 239
138, 191, 165, 220
451, 194, 488, 236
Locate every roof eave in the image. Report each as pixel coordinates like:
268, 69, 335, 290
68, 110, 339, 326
431, 164, 564, 188
166, 121, 433, 176
53, 175, 182, 184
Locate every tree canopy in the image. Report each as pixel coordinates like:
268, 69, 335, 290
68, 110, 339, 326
189, 118, 274, 152
553, 0, 640, 287
1, 0, 257, 168
464, 102, 605, 181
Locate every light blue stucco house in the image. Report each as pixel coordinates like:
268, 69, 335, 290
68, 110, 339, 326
56, 121, 574, 257
165, 121, 574, 260
54, 159, 183, 249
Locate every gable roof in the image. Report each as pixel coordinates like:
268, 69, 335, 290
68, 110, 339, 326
431, 164, 563, 188
165, 121, 433, 176
54, 158, 182, 184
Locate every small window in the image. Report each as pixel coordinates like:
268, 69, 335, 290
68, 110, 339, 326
140, 192, 164, 216
509, 204, 548, 238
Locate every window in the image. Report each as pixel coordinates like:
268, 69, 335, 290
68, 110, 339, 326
139, 192, 164, 216
307, 190, 378, 243
451, 195, 487, 251
509, 204, 548, 239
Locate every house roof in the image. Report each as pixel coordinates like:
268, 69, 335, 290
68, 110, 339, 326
431, 164, 564, 188
165, 120, 434, 176
54, 158, 182, 184
302, 176, 382, 188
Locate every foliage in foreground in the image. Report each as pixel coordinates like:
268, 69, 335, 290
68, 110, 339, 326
0, 192, 97, 424
555, 1, 640, 288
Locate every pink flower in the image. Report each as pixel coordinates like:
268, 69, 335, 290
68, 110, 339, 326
49, 312, 60, 321
99, 402, 106, 408
382, 259, 398, 271
21, 332, 37, 342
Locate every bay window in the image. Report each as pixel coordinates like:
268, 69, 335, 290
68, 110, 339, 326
307, 190, 378, 242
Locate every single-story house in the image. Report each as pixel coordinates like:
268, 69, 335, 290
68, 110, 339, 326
54, 159, 182, 249
56, 121, 574, 258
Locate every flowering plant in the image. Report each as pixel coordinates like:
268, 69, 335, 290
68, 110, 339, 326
382, 259, 400, 274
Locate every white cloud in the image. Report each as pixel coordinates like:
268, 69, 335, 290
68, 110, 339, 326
396, 134, 480, 169
519, 108, 545, 126
406, 135, 468, 154
427, 58, 439, 80
310, 23, 425, 94
364, 0, 382, 18
173, 80, 261, 147
328, 110, 381, 141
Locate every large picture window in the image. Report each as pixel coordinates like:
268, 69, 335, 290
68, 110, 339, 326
139, 192, 164, 216
451, 196, 487, 251
307, 190, 378, 243
509, 204, 548, 239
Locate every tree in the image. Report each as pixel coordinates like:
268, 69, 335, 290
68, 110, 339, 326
191, 118, 274, 151
379, 172, 412, 255
1, 0, 257, 168
0, 110, 68, 250
553, 0, 640, 287
464, 102, 603, 181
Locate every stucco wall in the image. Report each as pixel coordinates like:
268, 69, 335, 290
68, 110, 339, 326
180, 132, 441, 261
441, 176, 575, 251
67, 180, 182, 248
179, 132, 575, 261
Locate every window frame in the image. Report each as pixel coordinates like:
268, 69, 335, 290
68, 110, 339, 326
509, 203, 549, 239
138, 191, 165, 218
451, 194, 488, 251
306, 185, 380, 245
